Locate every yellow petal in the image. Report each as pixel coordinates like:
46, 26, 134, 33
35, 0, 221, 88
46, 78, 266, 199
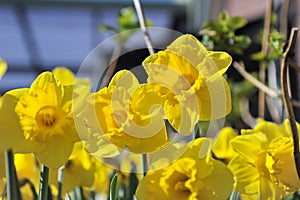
108, 70, 139, 94
35, 135, 74, 168
197, 76, 232, 120
165, 92, 199, 135
254, 119, 290, 140
52, 67, 75, 85
0, 89, 43, 153
259, 175, 283, 200
266, 137, 300, 191
30, 72, 63, 105
230, 132, 268, 164
166, 34, 208, 68
199, 159, 234, 200
207, 51, 232, 75
0, 58, 7, 80
136, 168, 169, 200
228, 156, 259, 194
213, 127, 238, 161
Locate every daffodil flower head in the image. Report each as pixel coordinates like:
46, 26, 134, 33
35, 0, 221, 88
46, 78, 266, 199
228, 119, 300, 199
14, 71, 80, 168
83, 70, 169, 156
143, 34, 232, 135
136, 138, 234, 200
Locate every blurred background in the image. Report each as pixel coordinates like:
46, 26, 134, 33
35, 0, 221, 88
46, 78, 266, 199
1, 0, 299, 124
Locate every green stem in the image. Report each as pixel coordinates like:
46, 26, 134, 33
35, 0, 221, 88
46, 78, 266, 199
57, 166, 64, 200
4, 149, 21, 200
142, 154, 148, 178
38, 165, 49, 200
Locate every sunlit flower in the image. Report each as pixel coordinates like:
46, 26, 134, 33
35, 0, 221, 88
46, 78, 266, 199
11, 71, 80, 168
143, 34, 232, 135
212, 127, 238, 163
228, 119, 300, 199
136, 138, 234, 200
83, 70, 169, 155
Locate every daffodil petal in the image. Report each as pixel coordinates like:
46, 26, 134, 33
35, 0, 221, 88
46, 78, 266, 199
0, 89, 43, 153
197, 76, 231, 120
228, 156, 259, 194
35, 135, 74, 168
230, 132, 268, 164
207, 51, 232, 75
199, 159, 234, 200
0, 58, 7, 80
30, 72, 63, 104
213, 127, 238, 161
52, 67, 75, 85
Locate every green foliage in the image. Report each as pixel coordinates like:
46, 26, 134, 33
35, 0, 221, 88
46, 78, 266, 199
252, 29, 285, 62
227, 78, 256, 124
110, 174, 118, 200
200, 11, 251, 54
100, 7, 153, 43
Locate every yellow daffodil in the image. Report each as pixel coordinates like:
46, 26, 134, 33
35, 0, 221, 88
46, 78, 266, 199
143, 34, 232, 135
228, 119, 300, 199
83, 70, 169, 155
1, 71, 80, 168
0, 58, 6, 80
212, 127, 238, 163
136, 138, 234, 200
92, 159, 112, 196
49, 142, 95, 195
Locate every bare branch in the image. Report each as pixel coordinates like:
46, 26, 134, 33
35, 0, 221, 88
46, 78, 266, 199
233, 61, 281, 98
133, 0, 155, 55
281, 27, 300, 179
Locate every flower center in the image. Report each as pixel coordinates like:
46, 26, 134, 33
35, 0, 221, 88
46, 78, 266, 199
175, 180, 189, 191
35, 105, 64, 130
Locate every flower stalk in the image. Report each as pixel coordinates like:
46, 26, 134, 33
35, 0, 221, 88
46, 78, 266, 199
38, 165, 49, 200
280, 27, 300, 178
5, 149, 21, 200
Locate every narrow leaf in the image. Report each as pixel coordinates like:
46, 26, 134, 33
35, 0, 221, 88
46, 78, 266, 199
110, 174, 118, 200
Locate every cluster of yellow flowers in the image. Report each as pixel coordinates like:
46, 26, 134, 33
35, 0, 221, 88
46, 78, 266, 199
0, 34, 299, 199
213, 119, 300, 199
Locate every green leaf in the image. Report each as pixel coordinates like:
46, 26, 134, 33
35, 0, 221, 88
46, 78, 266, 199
128, 173, 139, 200
251, 51, 266, 61
228, 16, 247, 30
117, 7, 136, 27
110, 174, 118, 200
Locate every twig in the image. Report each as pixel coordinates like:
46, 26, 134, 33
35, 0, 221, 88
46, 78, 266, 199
233, 61, 280, 98
288, 58, 300, 73
133, 0, 155, 55
280, 0, 290, 37
259, 0, 273, 118
292, 100, 300, 109
240, 98, 257, 128
100, 44, 122, 88
280, 27, 300, 178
